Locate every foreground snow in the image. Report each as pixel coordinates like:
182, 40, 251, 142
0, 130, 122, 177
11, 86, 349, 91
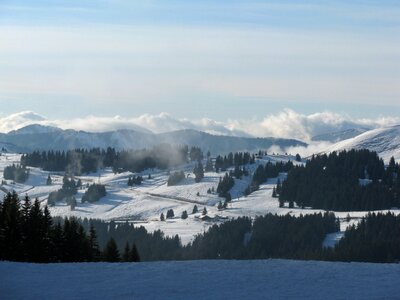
1, 259, 399, 300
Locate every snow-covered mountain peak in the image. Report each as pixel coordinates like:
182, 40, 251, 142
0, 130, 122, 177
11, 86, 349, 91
326, 125, 400, 162
8, 124, 61, 135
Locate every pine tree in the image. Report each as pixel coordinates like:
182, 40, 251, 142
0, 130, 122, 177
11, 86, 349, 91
46, 175, 52, 185
276, 179, 282, 194
130, 243, 140, 262
122, 242, 131, 262
42, 206, 53, 262
166, 209, 175, 219
89, 224, 100, 261
194, 162, 204, 183
1, 192, 22, 260
181, 210, 188, 219
160, 213, 165, 221
202, 207, 207, 216
103, 238, 120, 262
192, 205, 198, 214
272, 187, 277, 198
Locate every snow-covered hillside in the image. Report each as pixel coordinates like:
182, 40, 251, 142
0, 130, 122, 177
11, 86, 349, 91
326, 125, 400, 162
1, 152, 399, 246
1, 259, 399, 300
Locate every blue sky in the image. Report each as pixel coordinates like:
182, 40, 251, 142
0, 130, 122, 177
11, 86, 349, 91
0, 0, 399, 120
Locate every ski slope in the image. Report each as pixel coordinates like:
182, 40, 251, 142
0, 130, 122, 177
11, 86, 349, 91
1, 259, 400, 300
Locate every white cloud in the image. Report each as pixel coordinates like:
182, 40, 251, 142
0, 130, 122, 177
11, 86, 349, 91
0, 111, 46, 133
1, 110, 400, 143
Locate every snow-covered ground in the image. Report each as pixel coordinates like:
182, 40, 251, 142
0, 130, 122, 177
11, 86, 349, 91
1, 259, 399, 300
1, 152, 399, 246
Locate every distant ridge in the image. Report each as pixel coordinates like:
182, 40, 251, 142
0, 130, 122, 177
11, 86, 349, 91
0, 124, 307, 154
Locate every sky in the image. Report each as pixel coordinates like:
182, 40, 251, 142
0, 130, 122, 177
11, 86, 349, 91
0, 0, 400, 122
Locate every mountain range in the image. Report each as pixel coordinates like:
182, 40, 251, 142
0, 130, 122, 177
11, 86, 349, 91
0, 124, 306, 154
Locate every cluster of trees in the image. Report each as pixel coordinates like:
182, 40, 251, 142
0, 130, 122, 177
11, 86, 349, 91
279, 150, 400, 211
245, 161, 294, 196
193, 162, 204, 182
189, 147, 204, 162
167, 171, 185, 186
3, 164, 29, 183
127, 175, 143, 186
183, 212, 339, 260
0, 193, 139, 262
214, 152, 255, 172
216, 173, 235, 200
21, 145, 190, 175
21, 148, 107, 175
48, 176, 80, 207
74, 218, 181, 261
2, 193, 400, 263
82, 184, 107, 203
325, 213, 400, 263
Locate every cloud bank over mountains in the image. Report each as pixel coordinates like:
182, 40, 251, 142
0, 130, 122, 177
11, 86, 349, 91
1, 110, 399, 142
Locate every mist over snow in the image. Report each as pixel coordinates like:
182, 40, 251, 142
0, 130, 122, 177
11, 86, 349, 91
1, 110, 399, 144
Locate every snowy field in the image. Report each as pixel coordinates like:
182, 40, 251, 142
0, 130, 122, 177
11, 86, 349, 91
1, 259, 400, 300
1, 152, 399, 245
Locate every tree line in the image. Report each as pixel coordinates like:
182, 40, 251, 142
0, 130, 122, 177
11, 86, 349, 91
2, 192, 400, 263
0, 192, 139, 263
279, 150, 400, 211
20, 144, 194, 175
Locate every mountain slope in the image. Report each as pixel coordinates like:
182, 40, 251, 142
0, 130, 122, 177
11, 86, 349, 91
312, 127, 370, 143
326, 125, 400, 162
0, 125, 306, 153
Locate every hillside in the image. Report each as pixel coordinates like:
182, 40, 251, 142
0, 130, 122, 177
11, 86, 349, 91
326, 125, 400, 162
2, 151, 399, 246
1, 259, 399, 300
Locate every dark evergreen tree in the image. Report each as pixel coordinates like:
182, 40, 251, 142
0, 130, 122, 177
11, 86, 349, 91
202, 207, 207, 216
122, 242, 131, 262
181, 210, 188, 219
82, 184, 106, 203
193, 162, 204, 183
103, 238, 120, 262
88, 224, 100, 261
130, 243, 140, 262
166, 209, 175, 219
